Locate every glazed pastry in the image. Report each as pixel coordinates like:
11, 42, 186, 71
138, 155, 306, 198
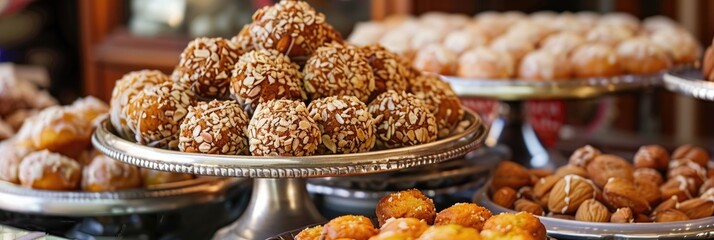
409, 74, 464, 138
442, 29, 489, 54
502, 21, 552, 44
359, 45, 410, 101
518, 50, 572, 80
82, 154, 141, 192
411, 44, 458, 76
368, 231, 414, 240
178, 100, 250, 155
643, 16, 679, 33
18, 150, 81, 191
173, 37, 243, 98
348, 22, 387, 47
457, 47, 514, 79
416, 224, 480, 240
410, 28, 446, 51
376, 189, 437, 226
303, 43, 375, 103
5, 109, 38, 131
600, 13, 640, 33
322, 215, 378, 240
490, 36, 535, 63
110, 70, 171, 139
307, 96, 376, 154
482, 212, 546, 240
15, 106, 92, 158
368, 91, 437, 149
650, 28, 701, 64
540, 32, 585, 56
586, 25, 634, 46
380, 218, 429, 238
0, 140, 33, 184
69, 96, 109, 124
570, 44, 622, 78
703, 38, 714, 81
248, 99, 321, 156
434, 203, 492, 231
141, 169, 194, 187
294, 225, 323, 240
0, 119, 13, 140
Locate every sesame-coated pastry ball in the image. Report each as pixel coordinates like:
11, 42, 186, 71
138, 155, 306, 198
249, 0, 342, 59
409, 74, 464, 138
483, 212, 546, 240
457, 47, 514, 79
15, 106, 93, 159
417, 224, 482, 240
18, 150, 82, 191
126, 81, 196, 149
570, 44, 622, 78
412, 44, 458, 75
82, 154, 142, 192
140, 169, 194, 187
303, 42, 376, 103
229, 49, 305, 115
368, 91, 437, 149
110, 70, 171, 139
434, 203, 493, 231
173, 37, 243, 99
359, 45, 410, 101
295, 225, 323, 240
380, 218, 429, 238
322, 215, 379, 240
179, 100, 250, 155
376, 189, 437, 226
248, 99, 321, 156
616, 38, 672, 74
0, 140, 33, 184
307, 96, 376, 154
518, 50, 572, 80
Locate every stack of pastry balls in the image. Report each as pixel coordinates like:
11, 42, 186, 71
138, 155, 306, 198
295, 189, 546, 240
349, 11, 700, 80
0, 96, 194, 192
110, 0, 469, 158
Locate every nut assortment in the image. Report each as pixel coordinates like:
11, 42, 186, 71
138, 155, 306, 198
489, 145, 714, 223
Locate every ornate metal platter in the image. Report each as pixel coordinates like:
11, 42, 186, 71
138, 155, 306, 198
663, 66, 714, 101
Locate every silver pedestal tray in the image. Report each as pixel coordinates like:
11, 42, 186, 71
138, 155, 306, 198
92, 111, 487, 240
663, 66, 714, 101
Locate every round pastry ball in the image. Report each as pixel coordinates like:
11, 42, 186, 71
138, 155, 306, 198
570, 44, 622, 78
600, 13, 640, 33
409, 74, 464, 138
231, 24, 255, 53
229, 49, 305, 115
249, 0, 342, 59
82, 154, 141, 192
540, 32, 585, 56
179, 100, 250, 155
585, 25, 634, 46
483, 212, 546, 240
368, 91, 438, 149
0, 140, 33, 184
443, 29, 489, 54
435, 203, 493, 231
490, 35, 535, 63
248, 99, 321, 156
126, 81, 196, 149
303, 43, 375, 103
173, 37, 243, 98
15, 106, 93, 159
307, 96, 376, 154
380, 218, 429, 238
518, 50, 572, 80
369, 231, 414, 240
417, 224, 481, 240
650, 28, 701, 64
457, 47, 514, 79
412, 44, 458, 75
616, 38, 672, 74
69, 96, 108, 124
359, 44, 410, 100
110, 70, 171, 139
18, 150, 81, 191
322, 215, 378, 240
141, 169, 194, 187
295, 225, 322, 240
376, 189, 437, 226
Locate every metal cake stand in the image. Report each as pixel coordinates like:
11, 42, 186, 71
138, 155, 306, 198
92, 111, 487, 240
663, 67, 714, 101
442, 72, 665, 169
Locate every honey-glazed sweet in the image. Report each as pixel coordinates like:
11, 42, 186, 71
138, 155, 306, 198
368, 231, 414, 240
376, 189, 437, 226
540, 32, 585, 56
585, 25, 634, 46
303, 42, 375, 103
457, 47, 514, 79
380, 218, 429, 238
110, 70, 171, 139
409, 74, 464, 138
69, 96, 109, 124
434, 203, 492, 231
173, 37, 243, 99
307, 96, 375, 154
650, 28, 700, 64
140, 169, 194, 187
82, 154, 142, 192
442, 28, 489, 54
599, 13, 640, 33
570, 44, 622, 78
359, 45, 410, 101
480, 228, 536, 240
0, 140, 33, 184
229, 49, 305, 115
411, 44, 458, 75
417, 224, 481, 240
247, 99, 321, 156
368, 91, 437, 149
18, 150, 81, 191
518, 50, 572, 80
294, 225, 322, 240
15, 106, 93, 159
178, 100, 250, 155
482, 212, 546, 240
616, 38, 672, 74
322, 215, 378, 240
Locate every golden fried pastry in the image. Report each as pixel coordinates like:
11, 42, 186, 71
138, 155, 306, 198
376, 189, 437, 226
15, 106, 92, 158
409, 74, 464, 138
457, 47, 514, 79
540, 32, 585, 56
490, 36, 535, 63
483, 212, 546, 240
110, 70, 171, 139
417, 224, 481, 240
412, 44, 458, 75
295, 225, 323, 240
502, 21, 552, 44
359, 45, 410, 101
380, 217, 429, 238
303, 42, 375, 103
600, 13, 640, 33
368, 91, 438, 149
82, 154, 141, 192
322, 215, 378, 240
570, 44, 622, 78
481, 228, 536, 240
307, 96, 376, 154
141, 169, 194, 187
585, 25, 633, 46
248, 99, 321, 156
18, 150, 81, 191
369, 231, 413, 240
650, 28, 701, 64
434, 203, 492, 231
69, 96, 109, 124
0, 140, 33, 184
178, 100, 250, 155
518, 50, 571, 80
616, 38, 672, 74
173, 37, 243, 98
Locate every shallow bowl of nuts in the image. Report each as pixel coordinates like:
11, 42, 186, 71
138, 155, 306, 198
474, 144, 714, 239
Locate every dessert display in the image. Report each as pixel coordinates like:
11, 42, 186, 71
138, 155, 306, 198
704, 37, 714, 81
178, 100, 250, 155
292, 189, 545, 240
486, 145, 714, 223
248, 99, 321, 156
307, 95, 376, 154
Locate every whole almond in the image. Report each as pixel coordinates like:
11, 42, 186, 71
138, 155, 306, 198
492, 187, 518, 209
633, 145, 669, 171
668, 159, 707, 188
548, 175, 596, 214
701, 178, 714, 195
610, 208, 634, 223
533, 175, 561, 198
634, 213, 651, 222
702, 188, 714, 199
492, 161, 531, 192
603, 178, 650, 214
575, 199, 611, 222
677, 198, 714, 219
652, 197, 679, 216
672, 144, 709, 168
586, 155, 634, 188
555, 164, 589, 178
568, 145, 601, 167
529, 168, 554, 178
536, 192, 550, 209
654, 209, 690, 222
633, 168, 664, 186
636, 181, 662, 207
514, 199, 544, 216
517, 186, 535, 201
660, 176, 696, 201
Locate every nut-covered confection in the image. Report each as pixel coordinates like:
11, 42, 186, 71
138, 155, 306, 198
81, 154, 141, 192
15, 106, 93, 158
570, 44, 622, 78
173, 37, 242, 98
140, 168, 194, 186
434, 203, 492, 231
616, 38, 672, 74
633, 144, 670, 171
672, 144, 710, 168
178, 100, 250, 155
380, 218, 429, 238
586, 154, 634, 188
554, 164, 589, 178
660, 175, 696, 201
249, 0, 342, 59
231, 24, 255, 53
411, 44, 458, 75
575, 199, 610, 222
307, 96, 375, 154
483, 212, 546, 240
668, 159, 708, 186
303, 43, 375, 102
533, 175, 561, 199
376, 189, 437, 226
322, 215, 378, 240
548, 175, 597, 214
603, 177, 651, 214
457, 47, 514, 79
409, 74, 464, 138
368, 91, 437, 149
518, 50, 571, 81
704, 38, 714, 81
248, 99, 321, 156
110, 70, 171, 139
568, 145, 601, 167
0, 141, 33, 184
230, 49, 305, 115
18, 150, 81, 191
359, 45, 410, 101
636, 180, 662, 207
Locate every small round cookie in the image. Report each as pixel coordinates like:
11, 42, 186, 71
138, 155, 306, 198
570, 44, 622, 78
248, 99, 321, 156
126, 81, 196, 149
376, 189, 437, 226
69, 96, 109, 124
483, 212, 546, 240
230, 49, 305, 115
490, 36, 535, 63
322, 215, 378, 240
443, 29, 489, 54
380, 218, 429, 238
110, 70, 171, 139
368, 91, 437, 149
307, 96, 375, 154
231, 24, 255, 53
434, 203, 493, 231
586, 25, 634, 46
0, 140, 33, 184
303, 43, 376, 103
650, 28, 701, 64
409, 74, 464, 138
540, 32, 585, 56
359, 45, 410, 101
82, 154, 142, 192
412, 44, 458, 75
417, 224, 481, 240
141, 169, 194, 186
179, 100, 250, 155
616, 38, 672, 74
173, 37, 243, 98
295, 225, 323, 240
518, 50, 572, 80
18, 150, 81, 191
457, 47, 514, 79
15, 106, 92, 158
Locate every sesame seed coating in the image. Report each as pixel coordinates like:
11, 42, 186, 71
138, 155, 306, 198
303, 42, 376, 102
367, 90, 438, 149
360, 45, 410, 102
248, 99, 321, 156
230, 49, 306, 115
409, 74, 464, 138
174, 37, 243, 99
307, 96, 376, 154
179, 100, 250, 155
110, 70, 171, 139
